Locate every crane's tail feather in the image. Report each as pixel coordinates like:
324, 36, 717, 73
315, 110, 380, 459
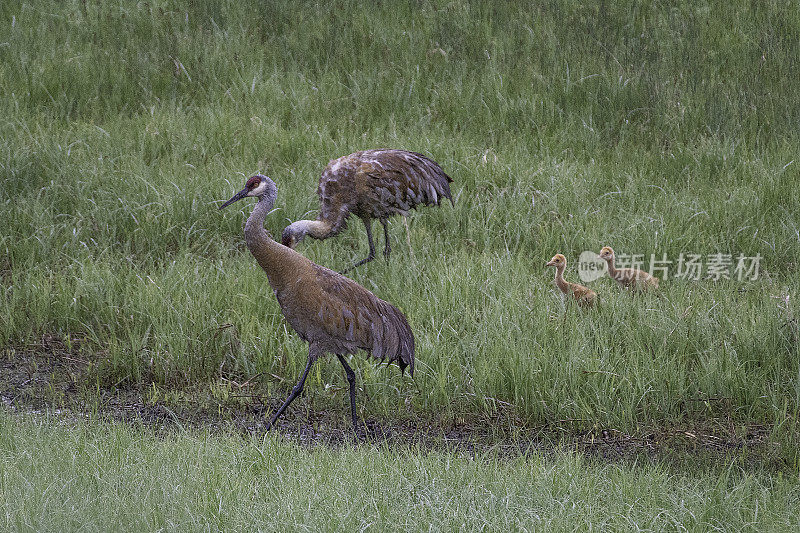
370, 300, 415, 377
406, 151, 454, 208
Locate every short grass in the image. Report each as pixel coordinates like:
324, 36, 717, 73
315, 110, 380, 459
1, 0, 799, 461
1, 413, 799, 531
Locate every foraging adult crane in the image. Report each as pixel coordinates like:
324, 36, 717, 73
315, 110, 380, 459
281, 149, 454, 272
220, 174, 415, 430
545, 253, 598, 308
598, 246, 659, 291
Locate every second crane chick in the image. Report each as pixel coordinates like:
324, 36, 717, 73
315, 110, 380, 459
546, 254, 597, 308
598, 246, 659, 291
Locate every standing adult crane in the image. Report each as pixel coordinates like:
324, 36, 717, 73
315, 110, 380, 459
281, 149, 454, 272
219, 174, 415, 431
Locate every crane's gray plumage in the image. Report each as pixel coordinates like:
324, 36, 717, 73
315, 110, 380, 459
220, 174, 414, 431
282, 149, 453, 272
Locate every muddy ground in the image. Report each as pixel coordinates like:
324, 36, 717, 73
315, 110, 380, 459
0, 335, 780, 470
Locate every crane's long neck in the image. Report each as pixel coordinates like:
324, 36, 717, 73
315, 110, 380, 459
604, 256, 618, 278
244, 197, 295, 287
293, 219, 334, 240
553, 265, 569, 293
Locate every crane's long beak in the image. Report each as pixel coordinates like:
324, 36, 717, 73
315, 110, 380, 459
219, 188, 248, 209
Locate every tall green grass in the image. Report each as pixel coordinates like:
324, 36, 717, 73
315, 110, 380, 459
1, 0, 798, 453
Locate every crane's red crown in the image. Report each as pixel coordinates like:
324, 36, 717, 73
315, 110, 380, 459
246, 175, 262, 189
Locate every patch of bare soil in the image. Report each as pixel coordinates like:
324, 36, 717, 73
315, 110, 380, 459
0, 335, 780, 469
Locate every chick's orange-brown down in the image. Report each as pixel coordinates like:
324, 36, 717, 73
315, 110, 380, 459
281, 149, 453, 272
220, 175, 414, 431
545, 254, 597, 308
598, 246, 659, 291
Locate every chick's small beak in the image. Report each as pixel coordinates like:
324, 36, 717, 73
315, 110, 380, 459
546, 260, 555, 267
219, 188, 248, 210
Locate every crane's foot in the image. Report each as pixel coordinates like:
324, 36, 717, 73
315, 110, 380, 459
340, 253, 375, 274
356, 419, 390, 442
264, 412, 282, 432
263, 355, 315, 434
342, 218, 379, 274
349, 422, 363, 441
336, 354, 361, 439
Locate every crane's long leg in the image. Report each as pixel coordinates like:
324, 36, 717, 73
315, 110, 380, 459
341, 218, 376, 273
265, 352, 315, 431
336, 354, 358, 429
381, 219, 391, 260
403, 216, 417, 264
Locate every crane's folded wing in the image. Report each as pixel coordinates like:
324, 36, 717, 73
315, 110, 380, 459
311, 264, 415, 375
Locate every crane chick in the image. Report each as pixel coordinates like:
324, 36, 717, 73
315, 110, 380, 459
545, 254, 597, 308
281, 149, 454, 272
598, 246, 659, 291
220, 174, 415, 431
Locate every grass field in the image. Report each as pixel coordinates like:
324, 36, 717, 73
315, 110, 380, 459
2, 412, 800, 531
1, 0, 800, 524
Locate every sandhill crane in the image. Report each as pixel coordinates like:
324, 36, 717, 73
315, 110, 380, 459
545, 254, 597, 308
598, 246, 659, 291
281, 149, 454, 272
219, 174, 415, 431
